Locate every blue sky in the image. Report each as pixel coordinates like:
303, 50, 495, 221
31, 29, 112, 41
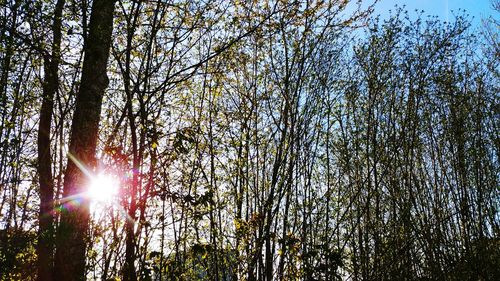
373, 0, 498, 27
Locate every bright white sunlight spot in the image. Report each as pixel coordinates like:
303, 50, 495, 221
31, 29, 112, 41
87, 174, 119, 203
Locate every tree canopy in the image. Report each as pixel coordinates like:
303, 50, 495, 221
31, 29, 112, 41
0, 0, 498, 280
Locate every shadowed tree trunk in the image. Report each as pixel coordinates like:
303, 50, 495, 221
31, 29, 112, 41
54, 0, 116, 280
37, 1, 65, 280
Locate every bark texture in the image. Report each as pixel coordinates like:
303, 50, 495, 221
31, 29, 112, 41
54, 1, 115, 280
36, 1, 65, 280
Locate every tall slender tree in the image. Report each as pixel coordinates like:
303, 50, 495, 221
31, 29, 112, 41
36, 1, 65, 281
54, 0, 116, 280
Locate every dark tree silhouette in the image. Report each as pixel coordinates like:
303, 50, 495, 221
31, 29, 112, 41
53, 0, 116, 280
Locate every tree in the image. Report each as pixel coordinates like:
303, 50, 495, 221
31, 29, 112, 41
1, 1, 498, 280
53, 0, 116, 280
36, 1, 65, 280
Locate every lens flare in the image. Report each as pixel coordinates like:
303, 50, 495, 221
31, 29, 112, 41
88, 174, 119, 203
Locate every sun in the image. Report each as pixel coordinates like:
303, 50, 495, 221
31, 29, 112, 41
87, 173, 119, 203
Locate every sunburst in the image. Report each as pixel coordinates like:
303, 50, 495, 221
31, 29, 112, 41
87, 173, 119, 203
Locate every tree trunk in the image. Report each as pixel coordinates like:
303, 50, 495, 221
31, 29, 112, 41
37, 0, 65, 280
54, 1, 115, 280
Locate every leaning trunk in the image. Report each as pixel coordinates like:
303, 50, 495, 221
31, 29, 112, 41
54, 1, 115, 280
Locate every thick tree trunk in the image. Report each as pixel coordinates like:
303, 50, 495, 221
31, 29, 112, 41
53, 1, 115, 280
37, 1, 65, 280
